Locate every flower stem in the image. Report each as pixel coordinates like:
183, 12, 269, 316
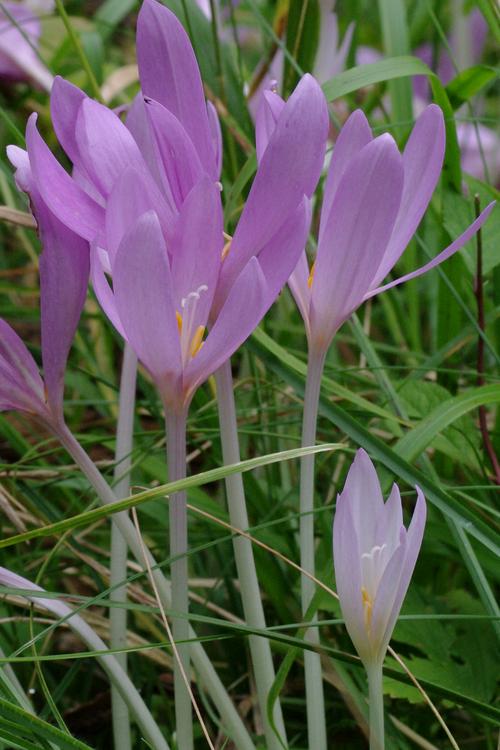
110, 344, 137, 750
56, 424, 257, 750
165, 409, 192, 750
300, 347, 327, 750
367, 662, 385, 750
215, 360, 287, 749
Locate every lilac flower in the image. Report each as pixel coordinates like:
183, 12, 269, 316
0, 1, 53, 91
285, 105, 495, 354
333, 449, 426, 667
0, 148, 89, 426
8, 1, 328, 412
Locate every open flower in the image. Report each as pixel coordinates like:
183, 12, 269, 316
286, 105, 495, 353
333, 449, 426, 667
7, 1, 328, 413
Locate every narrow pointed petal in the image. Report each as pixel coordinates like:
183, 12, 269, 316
365, 201, 496, 301
255, 89, 285, 163
369, 534, 407, 661
136, 0, 216, 175
50, 76, 87, 166
145, 98, 204, 209
126, 93, 171, 199
333, 492, 366, 661
311, 135, 403, 350
233, 74, 328, 258
112, 211, 182, 391
170, 176, 223, 324
370, 105, 445, 288
255, 197, 311, 305
76, 98, 151, 198
377, 484, 403, 552
186, 257, 267, 397
377, 488, 426, 657
90, 244, 125, 338
105, 167, 174, 263
319, 109, 372, 244
26, 114, 104, 241
36, 203, 89, 419
207, 101, 222, 177
339, 449, 385, 556
288, 251, 311, 333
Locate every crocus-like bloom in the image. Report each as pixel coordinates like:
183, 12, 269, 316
0, 151, 89, 427
0, 1, 53, 91
284, 104, 495, 353
333, 449, 426, 666
8, 0, 328, 410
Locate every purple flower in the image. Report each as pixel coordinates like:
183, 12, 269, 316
1, 146, 89, 426
8, 0, 329, 412
0, 1, 53, 91
333, 449, 426, 667
285, 105, 495, 353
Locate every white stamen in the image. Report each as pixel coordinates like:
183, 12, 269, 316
179, 285, 208, 364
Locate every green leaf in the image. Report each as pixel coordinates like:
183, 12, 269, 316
394, 383, 500, 463
284, 0, 320, 93
248, 327, 499, 557
446, 65, 498, 109
377, 0, 412, 138
0, 443, 342, 550
0, 698, 93, 750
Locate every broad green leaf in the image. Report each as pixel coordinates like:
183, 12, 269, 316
395, 384, 500, 463
446, 65, 498, 109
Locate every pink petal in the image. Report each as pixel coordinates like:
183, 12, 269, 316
26, 114, 104, 242
255, 89, 285, 163
333, 491, 367, 661
310, 135, 403, 350
365, 201, 496, 300
370, 105, 445, 288
170, 176, 223, 325
185, 257, 267, 399
136, 0, 216, 176
112, 210, 182, 395
233, 74, 328, 259
144, 97, 205, 209
319, 109, 372, 245
338, 449, 385, 556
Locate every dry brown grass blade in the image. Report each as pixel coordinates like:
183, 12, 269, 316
0, 206, 37, 228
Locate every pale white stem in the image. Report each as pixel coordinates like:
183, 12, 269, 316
110, 344, 137, 750
215, 360, 287, 749
299, 348, 327, 750
55, 424, 256, 750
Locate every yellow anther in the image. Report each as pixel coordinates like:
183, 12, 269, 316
361, 586, 373, 630
190, 325, 205, 358
176, 310, 183, 333
307, 261, 316, 289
